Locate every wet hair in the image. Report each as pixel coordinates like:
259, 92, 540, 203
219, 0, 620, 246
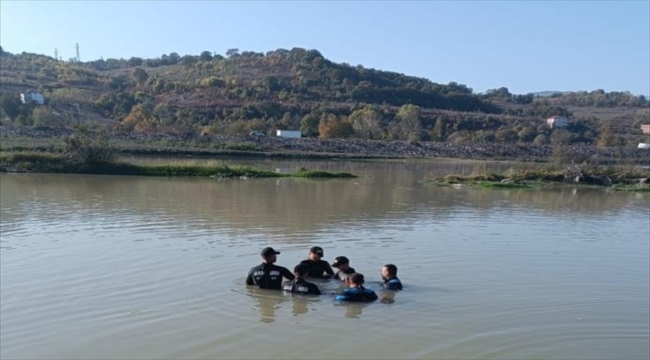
384, 264, 398, 276
294, 264, 308, 277
350, 273, 365, 285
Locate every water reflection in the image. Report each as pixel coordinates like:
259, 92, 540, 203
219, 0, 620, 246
1, 166, 647, 242
291, 297, 309, 316
335, 303, 373, 319
379, 290, 396, 304
246, 287, 290, 324
246, 286, 335, 322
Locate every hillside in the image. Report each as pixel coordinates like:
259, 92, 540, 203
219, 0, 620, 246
0, 46, 648, 146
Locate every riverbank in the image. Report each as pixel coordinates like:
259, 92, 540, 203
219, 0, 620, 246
428, 164, 650, 191
0, 151, 356, 179
2, 126, 649, 164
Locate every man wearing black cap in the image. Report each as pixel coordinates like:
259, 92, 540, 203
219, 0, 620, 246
246, 247, 295, 290
297, 246, 335, 279
331, 256, 356, 282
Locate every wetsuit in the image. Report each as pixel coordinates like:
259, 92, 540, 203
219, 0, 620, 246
246, 263, 295, 290
383, 277, 403, 291
297, 259, 334, 279
334, 267, 356, 281
335, 286, 378, 302
282, 278, 321, 295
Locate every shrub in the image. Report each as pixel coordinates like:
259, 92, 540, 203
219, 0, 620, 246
63, 125, 116, 164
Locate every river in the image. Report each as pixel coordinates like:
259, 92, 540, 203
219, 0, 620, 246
1, 158, 649, 360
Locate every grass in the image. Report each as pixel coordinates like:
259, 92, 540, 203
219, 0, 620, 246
476, 181, 534, 189
213, 142, 267, 152
610, 184, 650, 192
0, 151, 357, 179
427, 163, 650, 191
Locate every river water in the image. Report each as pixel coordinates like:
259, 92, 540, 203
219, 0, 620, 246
1, 158, 649, 360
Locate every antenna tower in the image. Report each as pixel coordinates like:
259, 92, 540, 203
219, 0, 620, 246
75, 43, 80, 62
55, 48, 58, 61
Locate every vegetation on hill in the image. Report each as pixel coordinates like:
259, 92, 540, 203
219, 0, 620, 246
0, 46, 648, 147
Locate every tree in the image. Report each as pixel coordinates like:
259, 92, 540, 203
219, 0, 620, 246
199, 51, 213, 62
392, 104, 422, 141
549, 128, 574, 145
108, 74, 132, 90
226, 48, 240, 58
431, 117, 447, 141
180, 55, 198, 67
132, 68, 149, 85
495, 129, 518, 143
485, 87, 512, 100
517, 126, 537, 142
596, 124, 617, 147
0, 93, 21, 119
168, 52, 180, 65
533, 134, 548, 145
122, 103, 158, 132
300, 113, 319, 137
349, 107, 383, 139
318, 114, 353, 139
32, 107, 61, 128
127, 57, 143, 67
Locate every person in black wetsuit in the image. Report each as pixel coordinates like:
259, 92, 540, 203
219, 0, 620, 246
381, 263, 403, 291
331, 256, 356, 282
246, 247, 295, 290
282, 264, 321, 295
334, 273, 378, 302
297, 246, 334, 279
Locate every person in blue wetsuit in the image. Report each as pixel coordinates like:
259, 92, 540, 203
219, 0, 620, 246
335, 273, 378, 302
381, 263, 403, 291
282, 264, 321, 295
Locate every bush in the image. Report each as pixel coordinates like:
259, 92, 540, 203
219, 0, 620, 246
63, 125, 116, 164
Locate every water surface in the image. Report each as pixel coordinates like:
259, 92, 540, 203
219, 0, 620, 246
1, 159, 649, 360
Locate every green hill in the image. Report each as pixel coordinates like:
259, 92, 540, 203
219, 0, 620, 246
0, 46, 648, 146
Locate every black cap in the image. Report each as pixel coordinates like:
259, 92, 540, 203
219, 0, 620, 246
332, 256, 349, 268
310, 246, 324, 256
261, 247, 280, 256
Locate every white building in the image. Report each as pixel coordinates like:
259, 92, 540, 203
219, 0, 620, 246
276, 130, 301, 138
20, 91, 45, 105
638, 143, 650, 150
546, 116, 570, 129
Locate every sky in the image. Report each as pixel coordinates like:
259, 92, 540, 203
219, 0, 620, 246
1, 0, 649, 96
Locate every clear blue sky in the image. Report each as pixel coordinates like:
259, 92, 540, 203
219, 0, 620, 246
1, 1, 649, 96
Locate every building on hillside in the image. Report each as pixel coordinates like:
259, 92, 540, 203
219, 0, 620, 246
546, 116, 570, 129
20, 90, 45, 105
641, 124, 650, 135
276, 130, 302, 138
638, 143, 650, 150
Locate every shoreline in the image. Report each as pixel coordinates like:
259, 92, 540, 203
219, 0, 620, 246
2, 126, 649, 165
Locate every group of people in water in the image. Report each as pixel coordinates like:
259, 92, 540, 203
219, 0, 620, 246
246, 246, 402, 302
